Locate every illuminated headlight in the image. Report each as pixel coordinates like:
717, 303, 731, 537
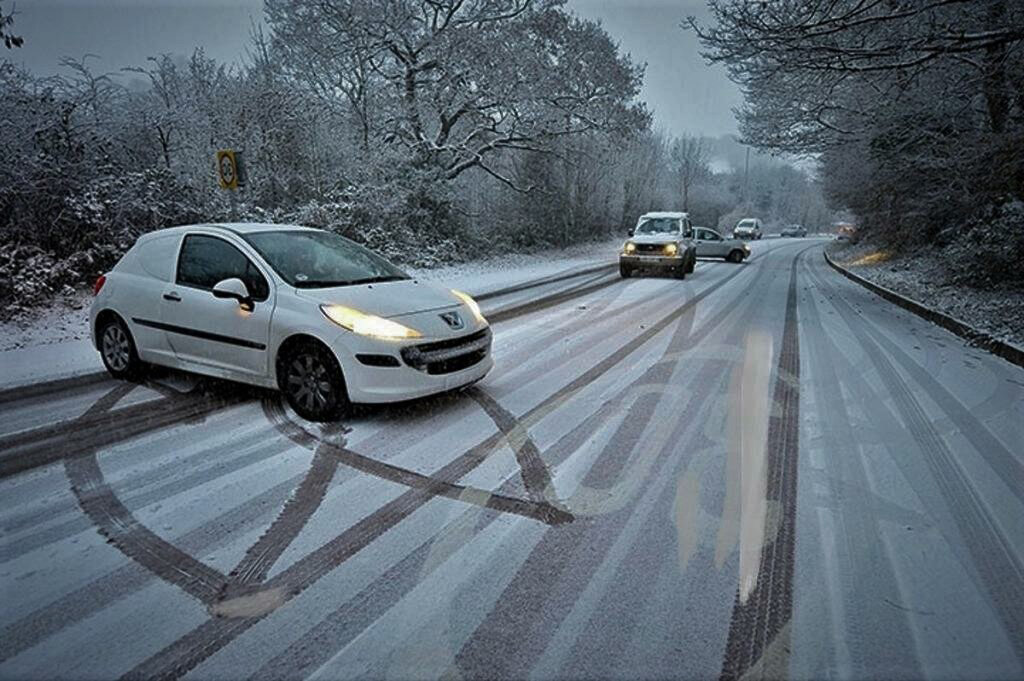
664, 243, 678, 256
624, 242, 636, 254
451, 289, 486, 323
320, 304, 422, 340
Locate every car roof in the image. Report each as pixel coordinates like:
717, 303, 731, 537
640, 211, 689, 219
139, 222, 318, 240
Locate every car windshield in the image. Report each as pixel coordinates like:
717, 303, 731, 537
635, 217, 681, 235
243, 230, 409, 288
737, 220, 756, 229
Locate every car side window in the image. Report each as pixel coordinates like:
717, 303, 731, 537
176, 235, 269, 301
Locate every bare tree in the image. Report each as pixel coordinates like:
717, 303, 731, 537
1, 2, 22, 49
265, 0, 648, 190
669, 134, 709, 212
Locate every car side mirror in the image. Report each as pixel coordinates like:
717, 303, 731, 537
627, 228, 634, 237
212, 277, 254, 311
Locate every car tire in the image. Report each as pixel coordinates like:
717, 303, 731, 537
673, 264, 686, 280
619, 264, 632, 278
727, 250, 745, 263
686, 252, 696, 274
279, 340, 350, 422
98, 315, 146, 380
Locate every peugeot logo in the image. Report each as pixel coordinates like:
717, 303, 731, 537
440, 311, 464, 330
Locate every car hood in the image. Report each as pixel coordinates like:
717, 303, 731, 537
294, 279, 461, 319
630, 234, 686, 244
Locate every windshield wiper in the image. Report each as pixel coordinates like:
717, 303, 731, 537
293, 275, 408, 288
347, 275, 409, 285
293, 279, 354, 288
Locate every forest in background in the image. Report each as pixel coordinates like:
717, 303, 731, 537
693, 0, 1024, 289
0, 0, 830, 314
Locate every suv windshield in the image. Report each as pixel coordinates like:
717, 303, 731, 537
737, 220, 756, 229
635, 217, 682, 235
243, 230, 409, 288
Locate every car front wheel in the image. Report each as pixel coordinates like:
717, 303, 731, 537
280, 341, 350, 422
98, 316, 145, 380
619, 263, 632, 278
727, 250, 745, 263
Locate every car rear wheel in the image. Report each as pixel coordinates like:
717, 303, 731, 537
280, 340, 350, 422
98, 316, 145, 380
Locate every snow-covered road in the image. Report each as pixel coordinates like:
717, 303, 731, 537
2, 239, 1023, 680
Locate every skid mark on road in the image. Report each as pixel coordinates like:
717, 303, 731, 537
807, 258, 1024, 665
719, 248, 803, 681
62, 384, 233, 605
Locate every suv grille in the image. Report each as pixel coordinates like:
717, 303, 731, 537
635, 243, 668, 254
401, 328, 491, 375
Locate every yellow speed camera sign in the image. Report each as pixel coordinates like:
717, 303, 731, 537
216, 150, 239, 190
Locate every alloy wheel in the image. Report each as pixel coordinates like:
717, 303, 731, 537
286, 353, 333, 414
102, 324, 131, 372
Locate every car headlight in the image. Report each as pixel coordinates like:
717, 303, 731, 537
624, 241, 636, 254
664, 243, 678, 256
320, 304, 422, 340
451, 289, 486, 323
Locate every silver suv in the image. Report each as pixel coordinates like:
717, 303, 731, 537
620, 212, 698, 279
732, 218, 763, 240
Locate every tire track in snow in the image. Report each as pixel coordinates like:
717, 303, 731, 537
718, 246, 803, 681
805, 254, 1024, 665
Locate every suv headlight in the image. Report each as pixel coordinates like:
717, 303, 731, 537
624, 241, 636, 254
664, 243, 678, 256
321, 304, 422, 340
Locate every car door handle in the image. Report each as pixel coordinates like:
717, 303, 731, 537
163, 292, 181, 302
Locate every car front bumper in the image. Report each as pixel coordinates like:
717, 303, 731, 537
620, 254, 685, 267
331, 327, 494, 404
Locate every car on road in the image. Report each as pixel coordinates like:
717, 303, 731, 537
732, 218, 763, 240
693, 226, 751, 263
620, 211, 697, 279
780, 224, 807, 238
90, 223, 492, 421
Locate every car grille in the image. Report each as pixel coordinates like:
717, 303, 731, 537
634, 243, 668, 254
400, 328, 491, 375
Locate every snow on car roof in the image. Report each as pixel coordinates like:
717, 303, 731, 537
639, 211, 689, 219
140, 222, 319, 238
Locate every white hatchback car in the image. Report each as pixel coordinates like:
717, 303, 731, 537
693, 227, 751, 263
90, 223, 492, 421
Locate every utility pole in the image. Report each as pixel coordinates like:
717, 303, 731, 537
743, 146, 750, 211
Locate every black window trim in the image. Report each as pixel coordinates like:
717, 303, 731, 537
175, 233, 271, 302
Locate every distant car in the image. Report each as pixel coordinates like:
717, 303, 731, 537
90, 223, 492, 421
733, 218, 763, 240
620, 211, 697, 279
835, 223, 858, 241
780, 224, 807, 238
694, 227, 751, 263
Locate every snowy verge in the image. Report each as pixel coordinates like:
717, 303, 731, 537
824, 241, 1024, 365
0, 238, 622, 389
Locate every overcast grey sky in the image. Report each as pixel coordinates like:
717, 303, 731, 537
7, 0, 741, 137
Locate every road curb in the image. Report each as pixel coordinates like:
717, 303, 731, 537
823, 249, 1024, 370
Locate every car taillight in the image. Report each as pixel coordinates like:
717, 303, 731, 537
93, 274, 107, 295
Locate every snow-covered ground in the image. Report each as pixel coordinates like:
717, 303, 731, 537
0, 238, 622, 388
826, 240, 1024, 348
